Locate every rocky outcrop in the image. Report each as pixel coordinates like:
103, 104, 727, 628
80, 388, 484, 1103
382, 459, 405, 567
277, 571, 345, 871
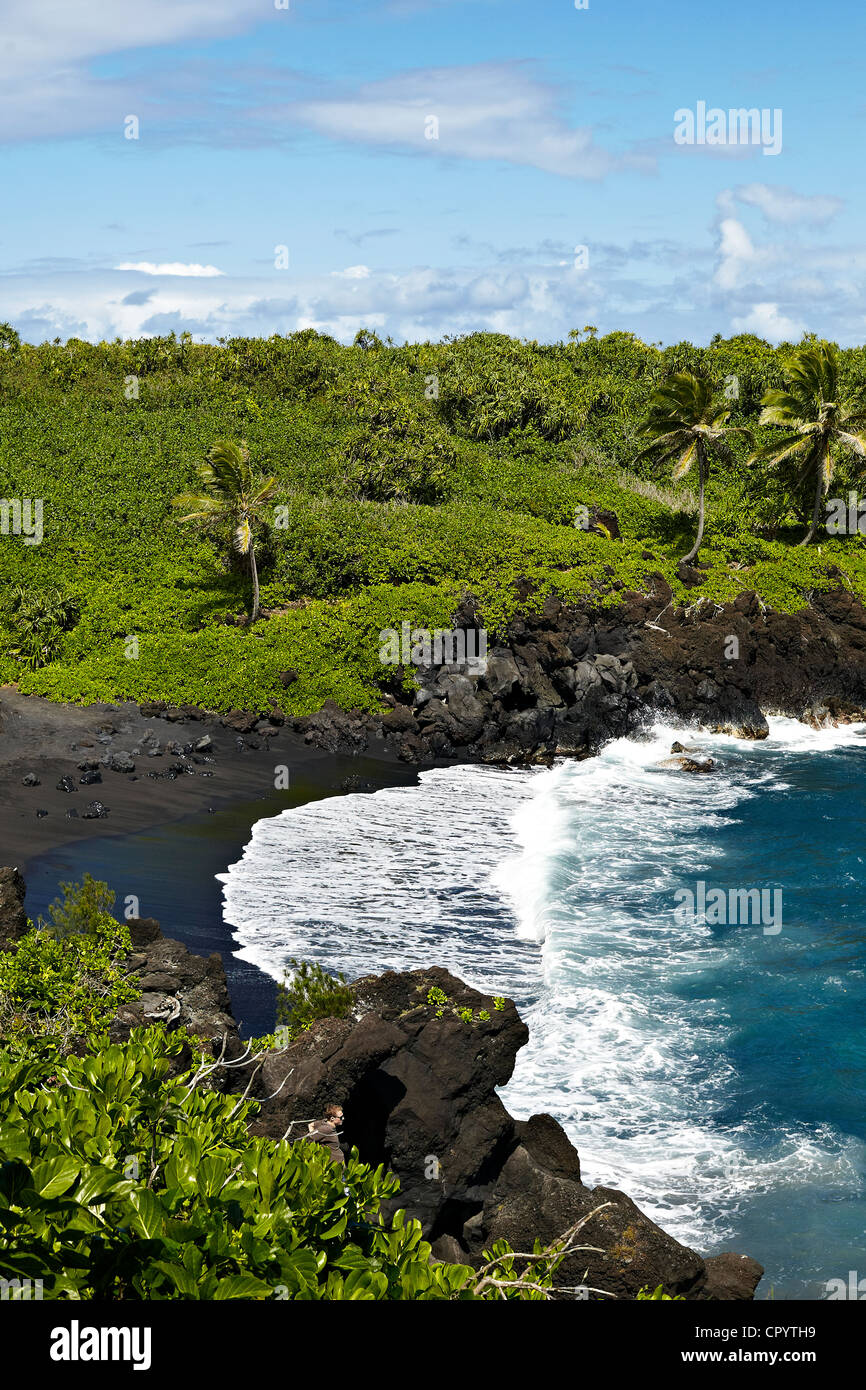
242, 965, 763, 1301
109, 915, 241, 1053
0, 866, 28, 951
0, 872, 762, 1299
293, 583, 866, 765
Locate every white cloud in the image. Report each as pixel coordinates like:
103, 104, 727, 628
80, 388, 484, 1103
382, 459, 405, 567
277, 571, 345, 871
730, 302, 805, 342
1, 0, 261, 74
9, 217, 866, 350
330, 265, 372, 279
273, 64, 653, 181
0, 0, 263, 141
714, 217, 759, 290
731, 183, 843, 226
115, 262, 225, 277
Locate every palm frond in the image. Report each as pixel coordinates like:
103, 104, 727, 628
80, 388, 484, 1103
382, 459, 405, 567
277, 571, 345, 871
233, 518, 252, 554
672, 440, 698, 480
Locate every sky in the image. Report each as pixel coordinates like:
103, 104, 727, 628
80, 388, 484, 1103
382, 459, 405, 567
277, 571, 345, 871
1, 0, 864, 347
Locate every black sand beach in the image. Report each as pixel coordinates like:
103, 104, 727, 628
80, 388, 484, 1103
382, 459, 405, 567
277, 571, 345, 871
0, 687, 424, 1034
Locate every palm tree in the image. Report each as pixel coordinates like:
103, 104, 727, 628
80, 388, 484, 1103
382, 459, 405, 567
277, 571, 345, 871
172, 440, 277, 621
637, 372, 749, 563
750, 341, 866, 545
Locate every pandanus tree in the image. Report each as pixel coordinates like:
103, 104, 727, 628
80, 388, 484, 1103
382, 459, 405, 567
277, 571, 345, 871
637, 372, 749, 563
750, 341, 866, 545
172, 440, 277, 621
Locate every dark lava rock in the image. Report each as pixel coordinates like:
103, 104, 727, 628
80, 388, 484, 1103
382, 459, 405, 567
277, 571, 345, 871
222, 710, 258, 734
108, 751, 136, 774
194, 735, 213, 753
109, 916, 241, 1053
0, 867, 28, 950
278, 669, 299, 687
82, 801, 109, 819
56, 776, 76, 793
21, 772, 39, 786
588, 506, 622, 540
240, 966, 762, 1301
36, 809, 48, 818
295, 582, 866, 768
139, 701, 167, 717
79, 770, 102, 786
65, 809, 79, 819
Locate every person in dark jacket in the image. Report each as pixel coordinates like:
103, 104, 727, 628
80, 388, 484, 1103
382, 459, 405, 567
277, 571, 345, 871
307, 1103, 345, 1166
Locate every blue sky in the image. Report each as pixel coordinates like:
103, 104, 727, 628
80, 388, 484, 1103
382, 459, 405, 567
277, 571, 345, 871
2, 0, 864, 345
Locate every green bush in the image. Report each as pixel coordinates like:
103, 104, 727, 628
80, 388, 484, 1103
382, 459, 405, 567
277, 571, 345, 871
274, 959, 353, 1042
0, 1028, 576, 1299
3, 329, 866, 716
0, 914, 138, 1055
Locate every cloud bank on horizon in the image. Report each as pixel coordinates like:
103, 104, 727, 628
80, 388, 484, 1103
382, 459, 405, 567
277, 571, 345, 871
1, 0, 863, 347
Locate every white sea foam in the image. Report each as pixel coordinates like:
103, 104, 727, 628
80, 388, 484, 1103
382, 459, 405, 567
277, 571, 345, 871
218, 716, 866, 1255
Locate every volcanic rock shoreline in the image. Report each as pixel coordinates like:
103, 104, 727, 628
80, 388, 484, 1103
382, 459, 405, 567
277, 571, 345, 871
294, 580, 866, 764
0, 870, 763, 1300
5, 579, 866, 868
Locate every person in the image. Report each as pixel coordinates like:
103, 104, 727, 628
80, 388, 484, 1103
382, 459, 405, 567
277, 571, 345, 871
307, 1103, 345, 1167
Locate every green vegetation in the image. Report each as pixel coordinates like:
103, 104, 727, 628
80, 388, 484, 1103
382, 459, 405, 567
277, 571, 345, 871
0, 879, 604, 1301
636, 371, 750, 563
273, 958, 353, 1044
749, 341, 866, 546
423, 982, 494, 1024
172, 439, 278, 622
4, 328, 866, 715
0, 876, 138, 1056
0, 1025, 556, 1300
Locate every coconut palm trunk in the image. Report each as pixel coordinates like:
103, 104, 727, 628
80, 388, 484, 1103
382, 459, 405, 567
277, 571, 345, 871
249, 543, 261, 621
683, 443, 706, 563
800, 444, 828, 547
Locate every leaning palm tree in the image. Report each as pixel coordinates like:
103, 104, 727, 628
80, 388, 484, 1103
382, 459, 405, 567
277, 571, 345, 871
750, 341, 866, 545
172, 440, 277, 621
636, 372, 749, 563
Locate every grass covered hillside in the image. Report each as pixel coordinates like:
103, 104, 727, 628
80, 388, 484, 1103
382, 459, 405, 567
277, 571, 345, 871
3, 326, 866, 716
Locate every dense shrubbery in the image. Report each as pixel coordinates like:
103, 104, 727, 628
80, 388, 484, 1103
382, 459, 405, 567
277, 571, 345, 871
0, 1026, 611, 1300
3, 327, 866, 714
0, 876, 138, 1056
0, 880, 605, 1301
272, 958, 353, 1044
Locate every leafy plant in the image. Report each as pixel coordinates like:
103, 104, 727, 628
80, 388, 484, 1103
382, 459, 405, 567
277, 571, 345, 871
0, 913, 138, 1055
275, 958, 353, 1042
751, 340, 866, 544
0, 1028, 606, 1300
637, 372, 750, 563
4, 585, 78, 671
37, 873, 119, 940
172, 440, 278, 621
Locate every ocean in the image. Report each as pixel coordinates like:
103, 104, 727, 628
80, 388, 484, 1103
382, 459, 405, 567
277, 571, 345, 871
218, 718, 866, 1300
